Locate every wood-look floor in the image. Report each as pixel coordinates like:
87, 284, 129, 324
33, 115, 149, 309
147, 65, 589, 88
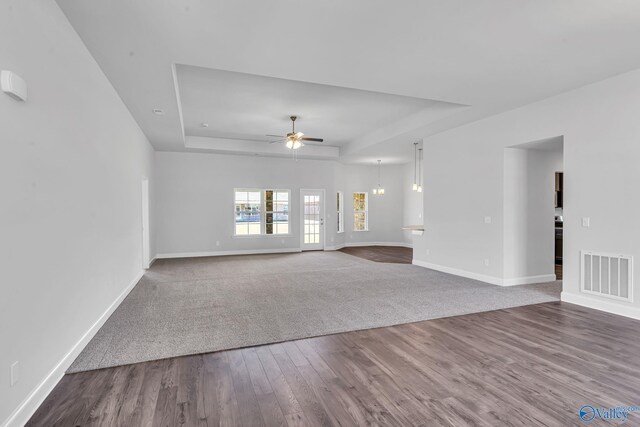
28, 302, 640, 426
555, 263, 563, 280
338, 245, 413, 264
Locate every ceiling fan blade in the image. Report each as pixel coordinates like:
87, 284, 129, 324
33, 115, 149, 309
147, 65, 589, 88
268, 139, 286, 144
266, 134, 285, 138
301, 137, 324, 142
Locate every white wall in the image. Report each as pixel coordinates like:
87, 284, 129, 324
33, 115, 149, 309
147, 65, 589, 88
155, 153, 409, 256
414, 68, 640, 317
503, 148, 562, 282
342, 164, 407, 246
155, 152, 344, 255
0, 1, 155, 425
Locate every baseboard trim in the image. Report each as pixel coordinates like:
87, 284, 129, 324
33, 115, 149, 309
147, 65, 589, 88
326, 241, 413, 251
412, 259, 503, 285
158, 243, 413, 259
412, 260, 555, 286
155, 248, 302, 259
502, 274, 558, 286
561, 291, 640, 320
1, 270, 144, 427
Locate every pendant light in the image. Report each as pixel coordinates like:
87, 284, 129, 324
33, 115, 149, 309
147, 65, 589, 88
417, 148, 423, 193
412, 142, 419, 191
373, 160, 385, 195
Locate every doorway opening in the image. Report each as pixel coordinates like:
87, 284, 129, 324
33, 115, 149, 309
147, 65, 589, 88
503, 136, 564, 285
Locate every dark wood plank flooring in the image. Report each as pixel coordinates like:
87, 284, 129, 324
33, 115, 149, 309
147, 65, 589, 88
28, 302, 640, 426
555, 263, 563, 280
338, 245, 413, 264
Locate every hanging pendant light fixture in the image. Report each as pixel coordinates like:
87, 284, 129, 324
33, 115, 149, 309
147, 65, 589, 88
417, 148, 423, 193
373, 160, 385, 195
412, 142, 419, 191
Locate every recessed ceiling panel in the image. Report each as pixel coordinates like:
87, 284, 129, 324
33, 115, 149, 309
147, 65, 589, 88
175, 65, 463, 147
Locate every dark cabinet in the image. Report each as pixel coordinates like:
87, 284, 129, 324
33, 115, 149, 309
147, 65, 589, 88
555, 229, 563, 264
555, 172, 563, 208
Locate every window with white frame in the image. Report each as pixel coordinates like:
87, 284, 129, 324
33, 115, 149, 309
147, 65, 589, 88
265, 190, 289, 235
234, 189, 290, 236
337, 191, 344, 233
234, 190, 262, 235
353, 192, 368, 231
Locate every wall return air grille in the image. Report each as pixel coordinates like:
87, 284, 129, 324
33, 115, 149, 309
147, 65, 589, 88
581, 251, 633, 302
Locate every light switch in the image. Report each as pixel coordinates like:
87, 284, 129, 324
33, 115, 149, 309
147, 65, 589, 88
10, 361, 19, 387
1, 71, 28, 102
484, 216, 492, 224
582, 217, 590, 227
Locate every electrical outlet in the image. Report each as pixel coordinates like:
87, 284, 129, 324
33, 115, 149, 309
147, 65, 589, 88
484, 216, 492, 224
484, 259, 490, 267
10, 361, 19, 387
426, 249, 430, 255
215, 241, 220, 247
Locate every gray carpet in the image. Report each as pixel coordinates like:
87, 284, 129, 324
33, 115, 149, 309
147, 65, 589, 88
68, 251, 561, 373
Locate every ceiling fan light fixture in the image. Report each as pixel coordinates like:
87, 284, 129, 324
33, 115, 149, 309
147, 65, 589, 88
286, 137, 303, 150
269, 115, 323, 154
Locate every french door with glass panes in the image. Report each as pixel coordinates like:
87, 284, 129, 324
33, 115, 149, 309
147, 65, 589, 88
300, 189, 325, 251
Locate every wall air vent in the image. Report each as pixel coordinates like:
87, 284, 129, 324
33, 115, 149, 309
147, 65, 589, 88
581, 251, 633, 302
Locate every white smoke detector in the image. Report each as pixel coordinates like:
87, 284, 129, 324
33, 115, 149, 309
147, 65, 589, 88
1, 70, 28, 102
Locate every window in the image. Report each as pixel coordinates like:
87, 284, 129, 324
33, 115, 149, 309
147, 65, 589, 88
353, 192, 368, 231
234, 189, 290, 236
265, 190, 289, 235
337, 191, 344, 233
234, 190, 262, 235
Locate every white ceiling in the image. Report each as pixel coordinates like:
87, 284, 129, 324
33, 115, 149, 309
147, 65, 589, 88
55, 0, 640, 163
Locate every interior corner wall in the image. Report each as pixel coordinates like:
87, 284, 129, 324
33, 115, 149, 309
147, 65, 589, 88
413, 68, 640, 317
0, 1, 155, 425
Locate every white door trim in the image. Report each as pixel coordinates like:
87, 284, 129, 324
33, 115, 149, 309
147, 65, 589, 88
141, 178, 151, 269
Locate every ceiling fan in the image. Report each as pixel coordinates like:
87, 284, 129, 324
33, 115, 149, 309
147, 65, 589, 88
267, 116, 324, 149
